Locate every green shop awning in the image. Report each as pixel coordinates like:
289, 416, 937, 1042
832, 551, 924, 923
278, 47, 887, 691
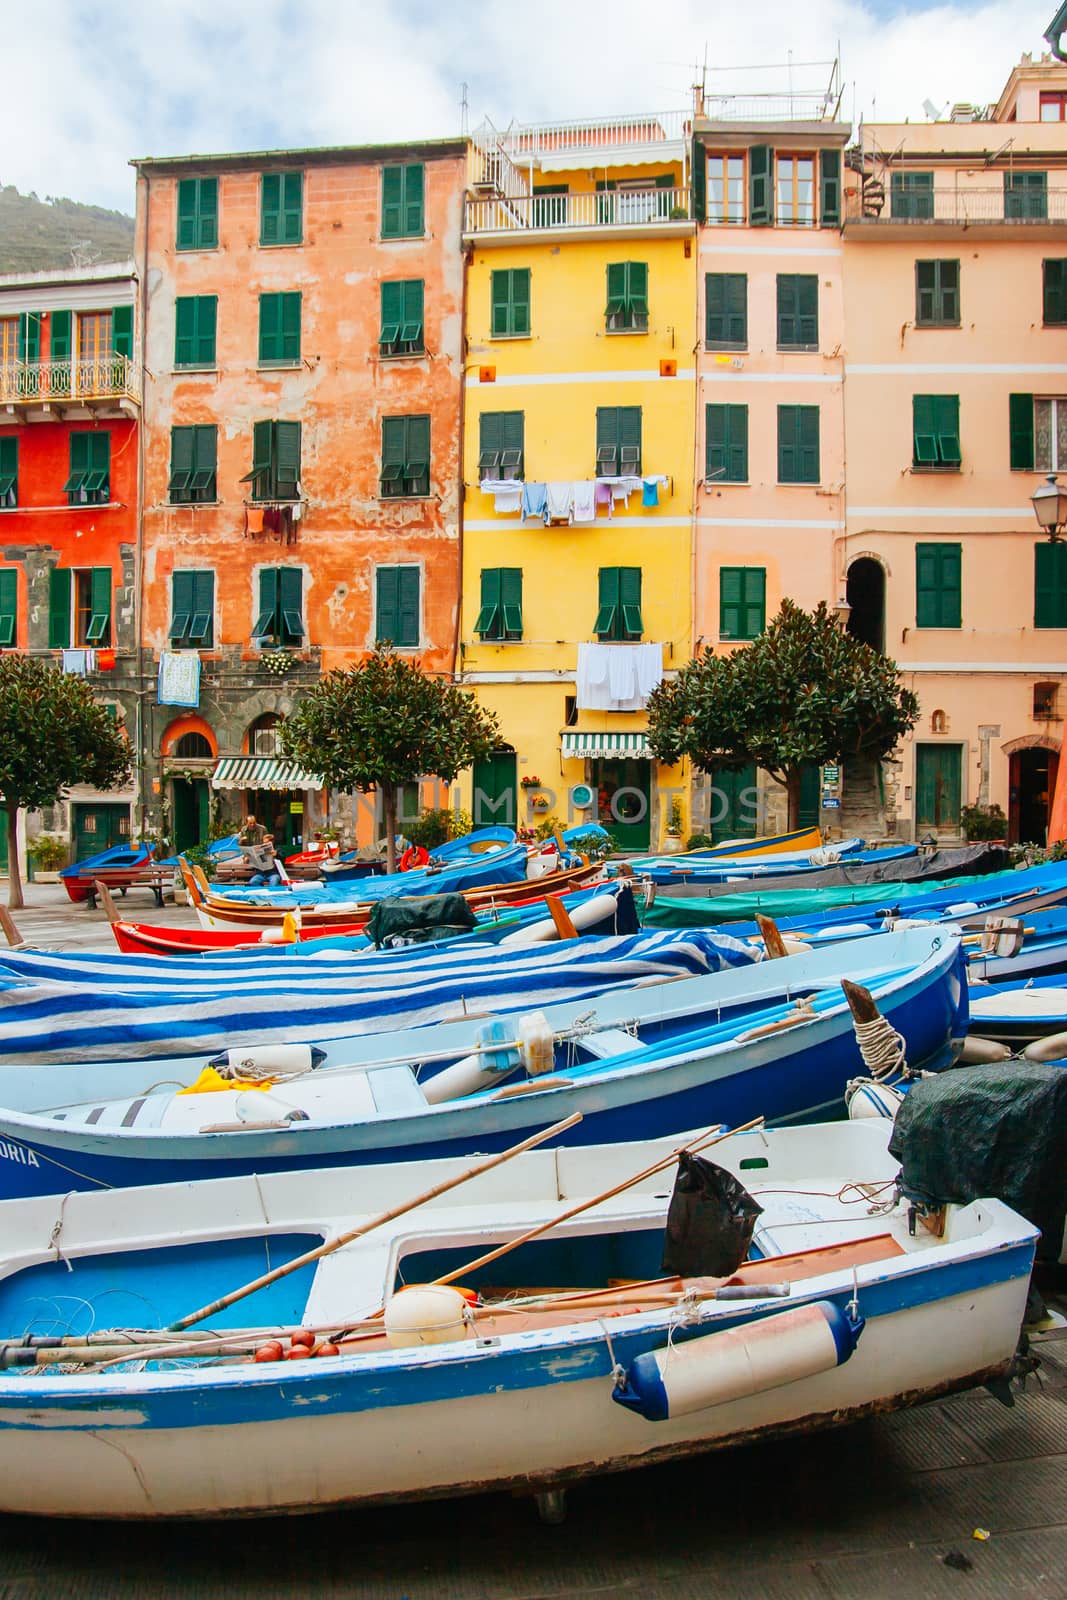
211, 757, 323, 791
561, 731, 652, 760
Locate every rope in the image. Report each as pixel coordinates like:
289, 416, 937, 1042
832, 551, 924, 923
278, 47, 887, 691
47, 1191, 75, 1271
599, 1319, 627, 1388
852, 1013, 908, 1081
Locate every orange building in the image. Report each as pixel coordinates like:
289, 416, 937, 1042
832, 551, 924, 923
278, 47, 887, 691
132, 139, 466, 852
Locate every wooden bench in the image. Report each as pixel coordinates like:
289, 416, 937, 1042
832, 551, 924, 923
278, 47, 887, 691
84, 866, 175, 911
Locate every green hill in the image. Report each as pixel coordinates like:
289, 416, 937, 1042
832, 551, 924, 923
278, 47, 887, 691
0, 185, 134, 276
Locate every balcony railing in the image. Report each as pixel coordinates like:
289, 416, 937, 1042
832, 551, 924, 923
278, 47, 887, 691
465, 187, 691, 236
850, 186, 1067, 225
0, 354, 141, 408
698, 91, 843, 123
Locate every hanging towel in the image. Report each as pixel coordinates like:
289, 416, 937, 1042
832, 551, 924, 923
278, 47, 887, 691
576, 643, 615, 709
61, 649, 88, 677
493, 486, 523, 514
609, 480, 632, 504
157, 651, 201, 708
636, 642, 664, 697
642, 477, 660, 507
608, 647, 638, 703
522, 481, 547, 520
594, 480, 614, 517
571, 481, 597, 524
545, 482, 573, 523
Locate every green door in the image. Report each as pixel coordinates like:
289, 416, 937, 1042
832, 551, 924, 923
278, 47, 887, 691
798, 762, 821, 830
173, 778, 209, 855
595, 758, 651, 850
73, 802, 131, 860
250, 789, 303, 855
708, 763, 757, 843
915, 745, 963, 832
472, 750, 517, 828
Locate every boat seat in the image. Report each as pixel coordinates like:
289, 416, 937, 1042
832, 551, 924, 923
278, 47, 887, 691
368, 1065, 427, 1115
580, 1028, 646, 1060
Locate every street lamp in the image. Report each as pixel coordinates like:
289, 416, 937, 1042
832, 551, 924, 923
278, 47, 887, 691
1030, 473, 1067, 540
832, 595, 852, 629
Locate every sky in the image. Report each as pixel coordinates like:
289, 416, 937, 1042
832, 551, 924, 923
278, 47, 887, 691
3, 0, 1061, 215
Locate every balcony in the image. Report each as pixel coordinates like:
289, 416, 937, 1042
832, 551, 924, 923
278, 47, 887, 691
0, 355, 141, 420
846, 185, 1067, 232
464, 187, 692, 241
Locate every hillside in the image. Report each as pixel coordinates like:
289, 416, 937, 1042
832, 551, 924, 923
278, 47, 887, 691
0, 185, 135, 276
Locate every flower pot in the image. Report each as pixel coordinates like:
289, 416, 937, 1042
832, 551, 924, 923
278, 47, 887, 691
659, 834, 684, 855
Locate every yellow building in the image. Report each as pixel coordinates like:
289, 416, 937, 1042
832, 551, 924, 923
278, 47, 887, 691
458, 114, 696, 850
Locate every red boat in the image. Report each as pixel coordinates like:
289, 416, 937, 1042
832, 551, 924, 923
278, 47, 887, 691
109, 919, 366, 955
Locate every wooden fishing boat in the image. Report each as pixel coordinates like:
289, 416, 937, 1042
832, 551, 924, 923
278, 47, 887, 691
632, 837, 871, 885
0, 1118, 1035, 1519
60, 844, 156, 904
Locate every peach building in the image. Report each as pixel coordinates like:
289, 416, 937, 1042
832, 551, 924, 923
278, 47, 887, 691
842, 56, 1067, 844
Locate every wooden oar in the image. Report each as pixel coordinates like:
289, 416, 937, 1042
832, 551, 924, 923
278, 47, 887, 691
168, 1111, 583, 1332
0, 907, 27, 949
755, 914, 789, 960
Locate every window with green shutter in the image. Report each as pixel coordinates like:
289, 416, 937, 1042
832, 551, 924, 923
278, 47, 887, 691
1005, 171, 1047, 220
63, 431, 110, 505
915, 543, 962, 628
0, 568, 16, 648
749, 146, 772, 225
258, 292, 301, 365
18, 313, 40, 364
380, 415, 430, 498
0, 436, 16, 509
719, 567, 766, 639
251, 567, 304, 647
260, 171, 303, 246
705, 405, 748, 483
474, 568, 522, 640
706, 273, 747, 348
176, 177, 218, 250
478, 411, 524, 479
375, 565, 420, 647
1035, 540, 1067, 627
112, 306, 133, 360
379, 280, 425, 355
1043, 259, 1067, 325
170, 570, 215, 646
240, 420, 301, 502
381, 163, 424, 239
776, 275, 818, 349
891, 172, 934, 220
1010, 393, 1035, 470
777, 406, 819, 484
605, 262, 649, 332
915, 260, 960, 326
50, 310, 72, 362
912, 394, 961, 469
594, 567, 643, 641
595, 406, 642, 476
174, 296, 217, 367
71, 568, 112, 647
489, 269, 531, 338
169, 425, 218, 504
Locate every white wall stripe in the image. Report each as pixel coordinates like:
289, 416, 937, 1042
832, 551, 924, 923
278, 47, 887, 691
699, 244, 843, 258
699, 371, 841, 384
847, 363, 1067, 376
464, 516, 691, 533
902, 663, 1067, 674
465, 369, 696, 387
696, 517, 845, 530
848, 507, 1030, 520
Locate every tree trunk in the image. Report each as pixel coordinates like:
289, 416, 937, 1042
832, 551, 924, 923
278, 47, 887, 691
6, 805, 23, 911
383, 784, 398, 874
785, 769, 802, 832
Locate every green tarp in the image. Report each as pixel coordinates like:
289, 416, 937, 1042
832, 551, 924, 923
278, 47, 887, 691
639, 870, 997, 929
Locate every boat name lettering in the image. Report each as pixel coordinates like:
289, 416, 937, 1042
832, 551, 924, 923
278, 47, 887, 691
0, 1142, 39, 1167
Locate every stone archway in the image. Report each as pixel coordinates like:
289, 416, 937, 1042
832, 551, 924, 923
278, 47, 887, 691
1002, 735, 1061, 846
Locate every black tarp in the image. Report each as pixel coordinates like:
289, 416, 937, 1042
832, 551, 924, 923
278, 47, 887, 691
365, 894, 478, 949
889, 1063, 1067, 1261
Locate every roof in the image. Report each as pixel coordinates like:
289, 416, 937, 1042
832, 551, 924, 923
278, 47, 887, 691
130, 136, 467, 175
0, 259, 136, 292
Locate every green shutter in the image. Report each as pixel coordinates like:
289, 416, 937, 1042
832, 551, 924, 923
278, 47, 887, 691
261, 173, 301, 246
18, 314, 40, 363
261, 173, 281, 244
281, 293, 300, 361
171, 570, 194, 641
381, 165, 403, 237
594, 567, 620, 638
778, 406, 819, 483
177, 179, 198, 249
750, 146, 772, 225
381, 416, 405, 493
510, 269, 530, 336
619, 406, 641, 469
274, 421, 301, 494
404, 415, 430, 494
169, 426, 195, 501
743, 567, 766, 637
491, 270, 530, 338
719, 567, 765, 640
1044, 259, 1067, 325
87, 567, 112, 644
605, 262, 627, 320
400, 279, 424, 348
278, 567, 303, 644
1035, 541, 1067, 628
706, 273, 746, 346
253, 568, 280, 643
500, 566, 522, 638
1005, 171, 1048, 220
197, 297, 217, 365
175, 297, 215, 366
396, 566, 420, 646
891, 172, 934, 220
692, 138, 706, 222
719, 566, 742, 638
819, 148, 841, 227
48, 567, 70, 649
916, 543, 961, 628
190, 570, 214, 643
198, 178, 218, 247
281, 171, 303, 243
627, 261, 648, 317
777, 275, 818, 347
50, 310, 72, 361
913, 395, 959, 467
0, 436, 17, 506
475, 568, 502, 638
490, 271, 510, 336
259, 293, 300, 363
404, 164, 424, 236
380, 281, 403, 349
0, 569, 17, 647
376, 565, 398, 642
112, 305, 133, 360
619, 567, 643, 639
706, 404, 748, 483
177, 178, 217, 250
1010, 394, 1035, 471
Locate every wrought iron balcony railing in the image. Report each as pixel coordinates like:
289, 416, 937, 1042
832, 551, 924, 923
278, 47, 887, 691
850, 185, 1067, 225
465, 187, 691, 236
0, 354, 141, 407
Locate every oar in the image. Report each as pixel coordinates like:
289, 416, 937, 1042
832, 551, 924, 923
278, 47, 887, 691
168, 1111, 583, 1332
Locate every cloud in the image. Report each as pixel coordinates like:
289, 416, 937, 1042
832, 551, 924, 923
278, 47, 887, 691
3, 0, 1057, 214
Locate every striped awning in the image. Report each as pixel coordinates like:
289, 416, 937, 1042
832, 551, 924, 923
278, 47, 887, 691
211, 757, 323, 791
561, 731, 652, 760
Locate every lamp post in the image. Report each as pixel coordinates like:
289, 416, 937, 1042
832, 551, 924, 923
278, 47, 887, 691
1030, 473, 1067, 540
831, 595, 852, 630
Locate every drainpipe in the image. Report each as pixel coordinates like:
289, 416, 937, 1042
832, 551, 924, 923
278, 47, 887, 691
134, 167, 150, 839
452, 236, 472, 683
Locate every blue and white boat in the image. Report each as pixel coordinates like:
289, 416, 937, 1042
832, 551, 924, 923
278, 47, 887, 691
631, 838, 891, 886
0, 1118, 1034, 1519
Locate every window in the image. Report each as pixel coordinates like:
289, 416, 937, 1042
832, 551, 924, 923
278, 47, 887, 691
532, 185, 568, 226
380, 415, 430, 498
174, 296, 217, 367
258, 292, 301, 365
776, 274, 818, 349
474, 568, 522, 640
1035, 541, 1067, 628
381, 162, 424, 238
1043, 260, 1067, 325
891, 172, 934, 220
912, 394, 961, 469
915, 260, 959, 326
375, 565, 420, 647
706, 154, 745, 224
478, 411, 524, 479
260, 171, 303, 246
252, 568, 303, 647
242, 420, 301, 502
379, 280, 424, 356
706, 273, 747, 348
776, 156, 815, 225
595, 406, 642, 476
1005, 171, 1047, 220
594, 568, 642, 641
173, 731, 213, 758
0, 570, 16, 646
1034, 682, 1060, 717
777, 406, 820, 484
0, 436, 16, 509
168, 425, 218, 504
170, 570, 214, 647
249, 713, 282, 755
916, 543, 962, 628
605, 262, 648, 332
1035, 397, 1067, 471
719, 567, 766, 640
63, 431, 110, 505
176, 177, 218, 251
490, 269, 531, 338
49, 567, 111, 648
1040, 92, 1067, 121
706, 404, 748, 483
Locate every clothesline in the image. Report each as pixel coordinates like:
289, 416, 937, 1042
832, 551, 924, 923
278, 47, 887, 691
480, 475, 669, 522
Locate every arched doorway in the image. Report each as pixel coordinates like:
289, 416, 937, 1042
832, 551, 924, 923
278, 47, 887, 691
472, 746, 517, 828
846, 557, 886, 653
162, 720, 217, 856
1009, 746, 1059, 845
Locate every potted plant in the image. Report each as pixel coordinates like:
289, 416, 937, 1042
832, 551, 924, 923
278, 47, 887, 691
27, 833, 69, 882
660, 798, 685, 854
959, 802, 1008, 842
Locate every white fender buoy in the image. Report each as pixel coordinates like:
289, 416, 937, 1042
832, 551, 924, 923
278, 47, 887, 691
846, 1079, 905, 1119
207, 1044, 325, 1075
957, 1036, 1012, 1065
780, 936, 812, 956
421, 1017, 523, 1104
384, 1285, 470, 1349
612, 1300, 864, 1423
1023, 1030, 1067, 1062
